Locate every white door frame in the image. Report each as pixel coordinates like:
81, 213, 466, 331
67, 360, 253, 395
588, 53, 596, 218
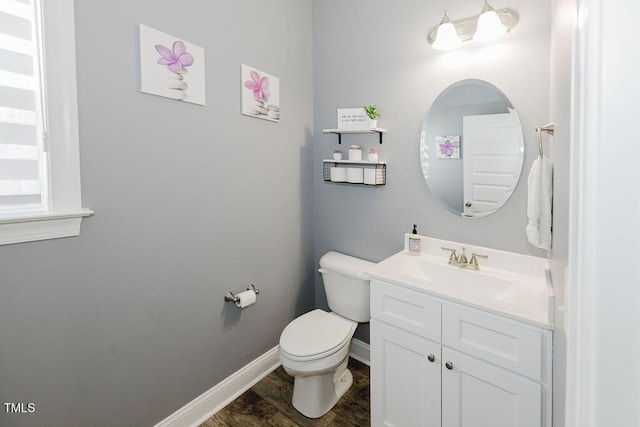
566, 0, 640, 426
564, 0, 600, 424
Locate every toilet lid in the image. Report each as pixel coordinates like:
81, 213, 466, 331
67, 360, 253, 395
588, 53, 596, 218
280, 309, 355, 358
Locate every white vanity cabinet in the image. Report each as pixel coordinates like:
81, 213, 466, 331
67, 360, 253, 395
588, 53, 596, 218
370, 279, 553, 427
371, 319, 442, 427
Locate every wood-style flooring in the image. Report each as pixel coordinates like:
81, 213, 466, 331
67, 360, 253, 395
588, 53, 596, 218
200, 358, 370, 427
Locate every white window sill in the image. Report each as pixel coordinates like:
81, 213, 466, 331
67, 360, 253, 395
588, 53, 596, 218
0, 209, 94, 245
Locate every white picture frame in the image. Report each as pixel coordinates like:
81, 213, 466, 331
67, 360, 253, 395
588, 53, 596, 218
139, 24, 206, 105
436, 135, 461, 159
241, 64, 280, 122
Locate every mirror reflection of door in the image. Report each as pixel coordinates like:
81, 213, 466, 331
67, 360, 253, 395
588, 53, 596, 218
462, 109, 524, 217
420, 79, 525, 219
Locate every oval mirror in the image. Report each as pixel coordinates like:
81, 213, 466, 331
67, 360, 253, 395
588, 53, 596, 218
420, 79, 524, 218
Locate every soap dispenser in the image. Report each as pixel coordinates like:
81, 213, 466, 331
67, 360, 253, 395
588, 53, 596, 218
409, 224, 421, 256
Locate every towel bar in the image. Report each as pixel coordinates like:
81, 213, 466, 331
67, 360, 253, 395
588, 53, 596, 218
536, 123, 554, 156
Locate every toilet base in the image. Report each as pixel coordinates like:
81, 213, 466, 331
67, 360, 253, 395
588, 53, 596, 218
290, 356, 353, 418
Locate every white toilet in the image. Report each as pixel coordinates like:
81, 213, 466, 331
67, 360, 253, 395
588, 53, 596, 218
279, 251, 374, 418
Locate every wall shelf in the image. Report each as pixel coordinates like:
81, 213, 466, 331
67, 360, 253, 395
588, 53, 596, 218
323, 159, 387, 187
323, 128, 386, 144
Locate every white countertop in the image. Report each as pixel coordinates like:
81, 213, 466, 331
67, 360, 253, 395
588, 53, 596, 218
366, 235, 554, 329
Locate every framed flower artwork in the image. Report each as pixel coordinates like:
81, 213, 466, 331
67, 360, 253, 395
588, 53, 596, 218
241, 64, 280, 123
139, 24, 206, 105
436, 135, 460, 159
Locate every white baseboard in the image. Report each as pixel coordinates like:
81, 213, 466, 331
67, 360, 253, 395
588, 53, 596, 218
155, 338, 370, 427
154, 346, 281, 427
350, 338, 370, 366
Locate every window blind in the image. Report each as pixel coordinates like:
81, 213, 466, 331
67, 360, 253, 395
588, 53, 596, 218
0, 0, 46, 213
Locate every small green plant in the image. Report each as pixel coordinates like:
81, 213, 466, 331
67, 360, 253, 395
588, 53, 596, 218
363, 105, 381, 120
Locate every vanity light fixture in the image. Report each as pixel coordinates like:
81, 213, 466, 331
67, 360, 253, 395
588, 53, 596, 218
427, 2, 518, 50
432, 10, 462, 51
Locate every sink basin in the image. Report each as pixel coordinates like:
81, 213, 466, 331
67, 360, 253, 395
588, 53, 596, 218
366, 235, 554, 327
414, 260, 514, 298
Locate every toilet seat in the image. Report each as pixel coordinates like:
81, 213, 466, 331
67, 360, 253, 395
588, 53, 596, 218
279, 309, 356, 362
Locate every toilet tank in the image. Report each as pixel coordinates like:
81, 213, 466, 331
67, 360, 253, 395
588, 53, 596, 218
319, 251, 375, 323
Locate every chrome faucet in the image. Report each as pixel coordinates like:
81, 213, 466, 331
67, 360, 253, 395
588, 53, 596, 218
458, 247, 468, 265
441, 247, 488, 271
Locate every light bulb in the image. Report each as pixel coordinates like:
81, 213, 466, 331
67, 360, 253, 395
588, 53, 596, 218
473, 9, 507, 42
432, 10, 462, 50
473, 0, 507, 42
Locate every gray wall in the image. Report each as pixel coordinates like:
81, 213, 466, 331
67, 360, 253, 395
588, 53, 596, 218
0, 1, 313, 426
312, 0, 551, 341
548, 1, 574, 426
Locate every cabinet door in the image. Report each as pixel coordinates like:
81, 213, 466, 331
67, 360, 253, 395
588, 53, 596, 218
442, 347, 542, 427
371, 319, 441, 427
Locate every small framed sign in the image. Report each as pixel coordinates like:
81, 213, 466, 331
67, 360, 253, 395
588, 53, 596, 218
337, 108, 369, 130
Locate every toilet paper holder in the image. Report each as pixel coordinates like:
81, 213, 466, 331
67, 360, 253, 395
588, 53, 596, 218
224, 284, 259, 304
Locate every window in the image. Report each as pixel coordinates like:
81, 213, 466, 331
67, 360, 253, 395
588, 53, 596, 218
0, 0, 92, 245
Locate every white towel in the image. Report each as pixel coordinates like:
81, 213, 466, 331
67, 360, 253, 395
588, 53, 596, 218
526, 156, 553, 250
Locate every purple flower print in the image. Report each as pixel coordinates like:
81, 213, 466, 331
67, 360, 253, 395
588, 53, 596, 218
244, 71, 271, 100
155, 41, 194, 73
439, 139, 456, 156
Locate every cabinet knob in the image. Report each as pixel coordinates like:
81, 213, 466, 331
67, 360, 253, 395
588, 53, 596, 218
445, 361, 453, 370
427, 354, 435, 363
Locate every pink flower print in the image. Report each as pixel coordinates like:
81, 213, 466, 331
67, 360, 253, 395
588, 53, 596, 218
155, 41, 194, 73
439, 139, 456, 156
244, 71, 271, 100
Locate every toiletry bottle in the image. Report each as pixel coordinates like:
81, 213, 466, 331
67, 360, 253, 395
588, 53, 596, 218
409, 224, 421, 256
